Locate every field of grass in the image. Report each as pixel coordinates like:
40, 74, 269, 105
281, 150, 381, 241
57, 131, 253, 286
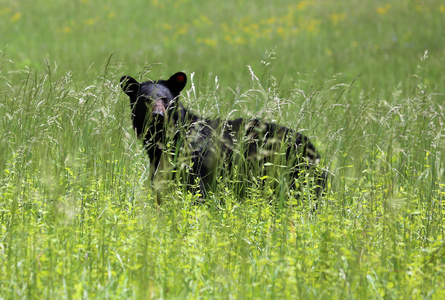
1, 0, 444, 298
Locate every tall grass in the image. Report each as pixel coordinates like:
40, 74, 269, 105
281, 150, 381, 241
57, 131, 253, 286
1, 0, 445, 298
1, 52, 444, 298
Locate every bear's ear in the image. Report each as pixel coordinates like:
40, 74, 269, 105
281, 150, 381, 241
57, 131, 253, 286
120, 76, 140, 96
167, 72, 187, 95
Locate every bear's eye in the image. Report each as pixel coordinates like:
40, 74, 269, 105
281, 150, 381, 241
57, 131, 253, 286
136, 95, 151, 104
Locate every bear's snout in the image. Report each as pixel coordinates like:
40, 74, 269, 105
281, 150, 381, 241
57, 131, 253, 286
152, 100, 166, 117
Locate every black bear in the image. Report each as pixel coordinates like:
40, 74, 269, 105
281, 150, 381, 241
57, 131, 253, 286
120, 72, 326, 204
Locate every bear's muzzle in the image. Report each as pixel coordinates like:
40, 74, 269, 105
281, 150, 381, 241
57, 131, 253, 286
152, 100, 166, 117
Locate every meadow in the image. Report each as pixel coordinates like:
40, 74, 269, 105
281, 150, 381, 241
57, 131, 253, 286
0, 0, 444, 298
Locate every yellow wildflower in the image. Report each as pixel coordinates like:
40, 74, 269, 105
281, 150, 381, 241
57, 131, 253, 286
305, 18, 321, 34
85, 18, 97, 25
203, 38, 217, 47
199, 15, 212, 26
297, 0, 309, 11
234, 36, 246, 45
265, 17, 275, 25
224, 35, 232, 43
376, 4, 391, 15
330, 13, 346, 25
11, 12, 21, 22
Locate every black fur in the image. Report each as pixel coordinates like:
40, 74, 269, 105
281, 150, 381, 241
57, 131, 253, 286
120, 72, 326, 203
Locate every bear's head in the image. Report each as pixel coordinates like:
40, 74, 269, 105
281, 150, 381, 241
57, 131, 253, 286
120, 72, 187, 137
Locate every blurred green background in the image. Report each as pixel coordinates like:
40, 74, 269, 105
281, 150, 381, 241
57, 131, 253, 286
2, 0, 444, 93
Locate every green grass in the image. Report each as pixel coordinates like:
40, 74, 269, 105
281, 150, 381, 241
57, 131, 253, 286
1, 0, 445, 298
